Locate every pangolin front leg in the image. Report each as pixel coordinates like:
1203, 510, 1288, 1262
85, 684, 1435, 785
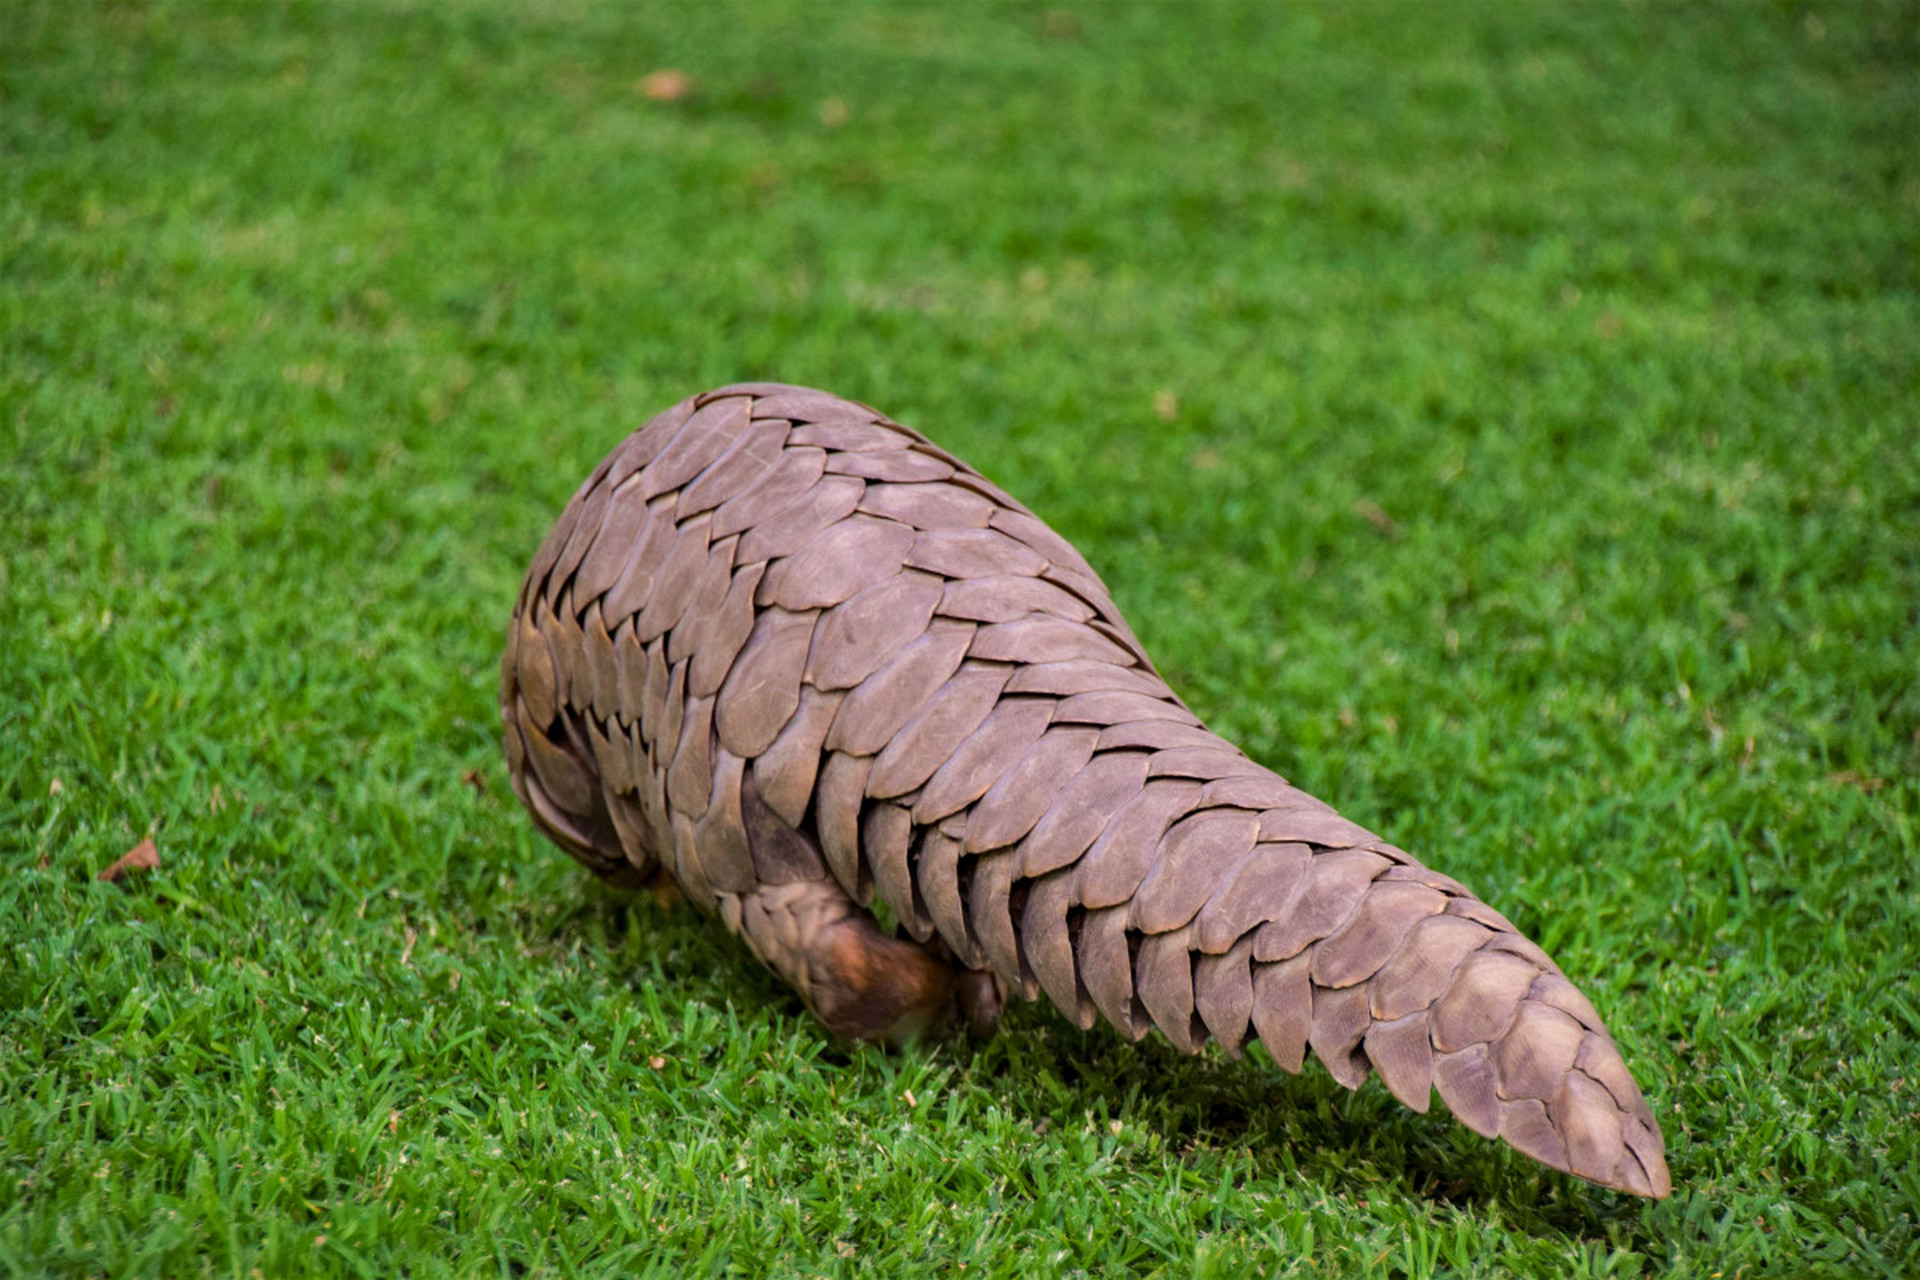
725, 771, 1007, 1043
501, 383, 1672, 1198
501, 690, 1003, 1043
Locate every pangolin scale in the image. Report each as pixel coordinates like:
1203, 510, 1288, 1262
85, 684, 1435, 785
500, 383, 1671, 1198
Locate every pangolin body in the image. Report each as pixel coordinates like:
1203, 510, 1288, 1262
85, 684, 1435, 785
500, 383, 1671, 1198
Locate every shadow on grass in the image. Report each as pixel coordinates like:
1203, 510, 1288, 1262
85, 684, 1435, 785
511, 876, 1648, 1236
946, 1001, 1644, 1237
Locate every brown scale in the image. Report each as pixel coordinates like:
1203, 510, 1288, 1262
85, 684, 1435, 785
501, 383, 1673, 1198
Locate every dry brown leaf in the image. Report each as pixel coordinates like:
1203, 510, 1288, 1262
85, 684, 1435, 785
1354, 499, 1398, 536
98, 837, 159, 883
461, 768, 488, 794
638, 69, 693, 102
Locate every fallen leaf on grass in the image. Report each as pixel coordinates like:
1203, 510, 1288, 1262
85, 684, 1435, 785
98, 837, 160, 883
1043, 10, 1083, 40
1353, 499, 1399, 537
638, 69, 693, 102
461, 768, 488, 794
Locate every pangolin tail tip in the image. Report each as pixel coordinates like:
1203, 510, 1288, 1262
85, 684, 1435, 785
1527, 1032, 1672, 1199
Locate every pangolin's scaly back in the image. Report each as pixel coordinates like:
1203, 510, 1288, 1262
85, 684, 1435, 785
502, 384, 1671, 1198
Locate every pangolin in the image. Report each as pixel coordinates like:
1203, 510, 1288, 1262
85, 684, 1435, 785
499, 383, 1672, 1198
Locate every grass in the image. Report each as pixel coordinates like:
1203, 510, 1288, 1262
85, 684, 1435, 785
2, 0, 1916, 1274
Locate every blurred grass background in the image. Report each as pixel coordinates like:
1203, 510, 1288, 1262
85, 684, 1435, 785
3, 1, 1916, 1275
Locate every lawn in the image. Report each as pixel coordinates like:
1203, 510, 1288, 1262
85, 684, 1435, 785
3, 1, 1916, 1275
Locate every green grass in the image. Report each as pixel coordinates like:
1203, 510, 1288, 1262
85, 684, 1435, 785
3, 0, 1916, 1274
